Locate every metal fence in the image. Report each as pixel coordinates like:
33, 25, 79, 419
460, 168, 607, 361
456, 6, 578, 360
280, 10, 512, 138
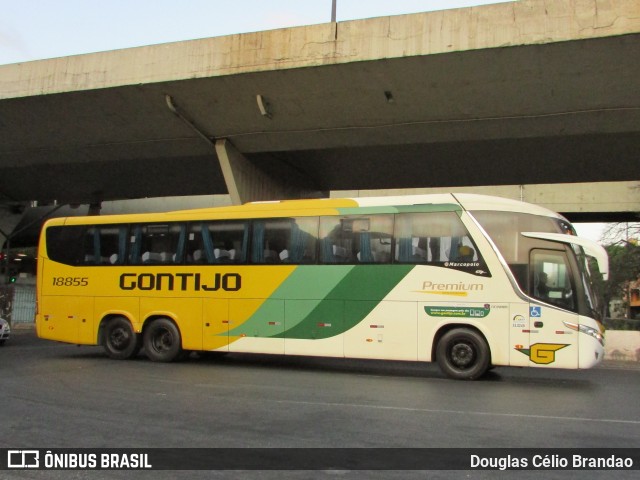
0, 284, 36, 324
12, 284, 36, 324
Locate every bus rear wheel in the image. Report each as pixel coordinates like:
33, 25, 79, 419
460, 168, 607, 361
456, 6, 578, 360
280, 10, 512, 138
103, 316, 140, 360
143, 318, 182, 362
436, 328, 490, 380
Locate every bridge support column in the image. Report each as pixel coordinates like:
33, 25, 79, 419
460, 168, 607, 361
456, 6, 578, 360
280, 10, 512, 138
215, 138, 307, 205
166, 96, 321, 205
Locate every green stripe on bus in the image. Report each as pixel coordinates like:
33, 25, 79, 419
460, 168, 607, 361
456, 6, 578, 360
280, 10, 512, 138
227, 265, 413, 340
227, 266, 354, 337
276, 265, 414, 340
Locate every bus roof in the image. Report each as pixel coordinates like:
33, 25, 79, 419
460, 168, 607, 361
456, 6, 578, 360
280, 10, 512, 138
42, 193, 564, 227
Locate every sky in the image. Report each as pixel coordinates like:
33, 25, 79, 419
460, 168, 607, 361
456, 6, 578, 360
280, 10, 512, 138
0, 0, 608, 242
0, 0, 509, 65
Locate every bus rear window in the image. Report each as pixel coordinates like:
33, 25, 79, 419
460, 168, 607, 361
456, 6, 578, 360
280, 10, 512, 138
46, 226, 88, 265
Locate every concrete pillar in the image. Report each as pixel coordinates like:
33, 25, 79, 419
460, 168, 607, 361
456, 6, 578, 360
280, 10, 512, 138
215, 138, 314, 204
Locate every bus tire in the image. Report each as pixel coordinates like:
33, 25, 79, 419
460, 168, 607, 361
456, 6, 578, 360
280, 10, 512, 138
103, 316, 140, 360
143, 318, 182, 362
436, 328, 490, 380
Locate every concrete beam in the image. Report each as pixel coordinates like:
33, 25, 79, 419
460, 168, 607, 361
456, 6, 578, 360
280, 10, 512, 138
2, 0, 639, 99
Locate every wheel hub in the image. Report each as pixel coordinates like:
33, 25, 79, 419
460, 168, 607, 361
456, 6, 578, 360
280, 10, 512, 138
451, 342, 475, 368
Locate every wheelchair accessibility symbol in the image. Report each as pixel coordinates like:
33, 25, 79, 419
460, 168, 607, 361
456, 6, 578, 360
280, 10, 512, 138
530, 306, 542, 318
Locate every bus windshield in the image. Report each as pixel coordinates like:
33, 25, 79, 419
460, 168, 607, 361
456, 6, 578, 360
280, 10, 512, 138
470, 210, 606, 320
573, 244, 605, 321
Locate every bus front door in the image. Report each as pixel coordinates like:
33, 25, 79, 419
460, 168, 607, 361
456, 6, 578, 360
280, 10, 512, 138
526, 249, 579, 369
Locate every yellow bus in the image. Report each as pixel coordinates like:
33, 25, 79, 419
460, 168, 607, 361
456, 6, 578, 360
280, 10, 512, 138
36, 194, 608, 380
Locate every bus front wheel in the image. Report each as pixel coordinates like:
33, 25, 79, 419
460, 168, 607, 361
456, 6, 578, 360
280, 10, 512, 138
103, 316, 140, 360
143, 318, 182, 362
436, 328, 490, 380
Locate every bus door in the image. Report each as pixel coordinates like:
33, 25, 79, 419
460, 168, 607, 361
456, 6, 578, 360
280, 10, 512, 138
526, 249, 579, 369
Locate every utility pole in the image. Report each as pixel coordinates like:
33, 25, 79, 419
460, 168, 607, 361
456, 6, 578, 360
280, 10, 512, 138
331, 0, 337, 22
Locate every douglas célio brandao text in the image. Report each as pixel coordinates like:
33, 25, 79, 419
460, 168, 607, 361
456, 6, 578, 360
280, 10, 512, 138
470, 453, 634, 470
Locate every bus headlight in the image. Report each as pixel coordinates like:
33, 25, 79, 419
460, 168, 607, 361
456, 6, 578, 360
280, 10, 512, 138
564, 322, 605, 346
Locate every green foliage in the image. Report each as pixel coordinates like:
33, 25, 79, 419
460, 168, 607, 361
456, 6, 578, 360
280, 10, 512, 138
602, 241, 640, 320
603, 317, 640, 331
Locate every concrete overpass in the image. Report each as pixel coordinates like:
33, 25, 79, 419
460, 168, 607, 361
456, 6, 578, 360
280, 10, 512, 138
0, 0, 639, 236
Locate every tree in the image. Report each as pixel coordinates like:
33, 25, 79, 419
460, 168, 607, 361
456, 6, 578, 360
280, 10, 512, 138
599, 223, 640, 322
601, 222, 640, 246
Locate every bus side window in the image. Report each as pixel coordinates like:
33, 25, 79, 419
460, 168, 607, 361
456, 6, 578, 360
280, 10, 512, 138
319, 217, 353, 263
319, 215, 392, 264
252, 219, 290, 264
394, 212, 482, 266
82, 228, 100, 265
81, 226, 126, 265
287, 217, 318, 264
128, 223, 185, 265
171, 224, 187, 264
189, 221, 249, 265
251, 218, 318, 264
209, 221, 248, 264
186, 223, 206, 264
129, 226, 142, 264
355, 217, 392, 263
46, 225, 87, 266
96, 226, 128, 265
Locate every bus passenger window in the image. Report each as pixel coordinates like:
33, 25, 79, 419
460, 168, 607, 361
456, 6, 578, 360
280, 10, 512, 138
187, 221, 248, 265
319, 215, 392, 264
185, 223, 206, 264
394, 212, 482, 266
46, 225, 87, 266
251, 218, 317, 264
129, 224, 186, 265
96, 226, 127, 265
81, 228, 101, 265
78, 226, 128, 265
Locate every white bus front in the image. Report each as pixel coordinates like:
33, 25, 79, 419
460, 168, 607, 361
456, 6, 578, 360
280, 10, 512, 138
469, 208, 607, 371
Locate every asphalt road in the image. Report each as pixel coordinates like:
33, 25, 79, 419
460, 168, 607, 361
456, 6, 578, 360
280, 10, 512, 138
1, 329, 639, 480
